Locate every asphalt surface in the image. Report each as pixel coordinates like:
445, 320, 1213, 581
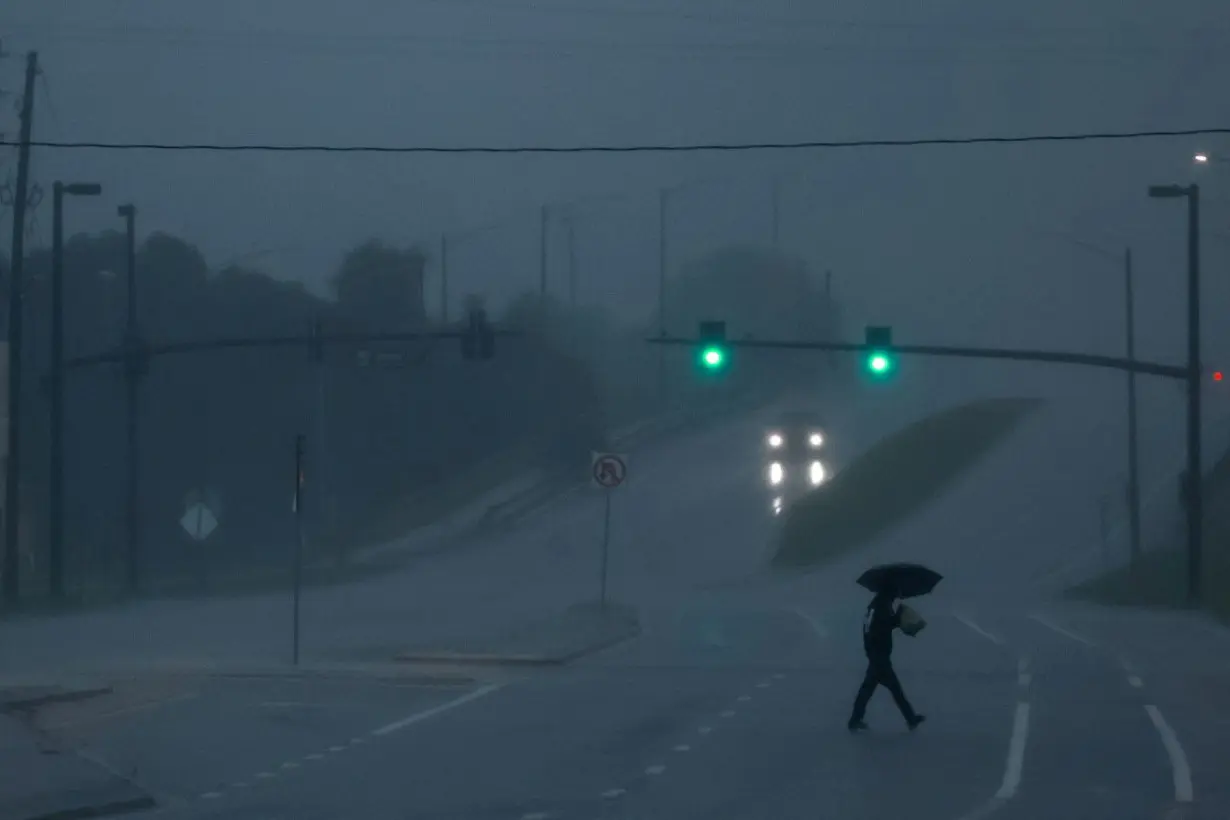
4, 372, 1230, 819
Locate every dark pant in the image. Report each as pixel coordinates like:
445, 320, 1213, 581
850, 654, 916, 724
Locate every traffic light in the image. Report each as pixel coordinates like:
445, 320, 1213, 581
864, 325, 895, 377
462, 307, 494, 360
697, 320, 729, 372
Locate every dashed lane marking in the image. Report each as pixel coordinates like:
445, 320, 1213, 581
995, 702, 1030, 800
200, 792, 222, 800
1028, 614, 1095, 647
1128, 676, 1144, 689
674, 744, 690, 752
737, 695, 751, 702
720, 710, 736, 718
953, 612, 1004, 646
698, 726, 713, 734
601, 788, 626, 799
370, 683, 504, 737
1145, 705, 1194, 803
645, 765, 666, 776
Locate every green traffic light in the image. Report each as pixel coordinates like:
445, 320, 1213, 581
700, 345, 727, 370
867, 352, 893, 375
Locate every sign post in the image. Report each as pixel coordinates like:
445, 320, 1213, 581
591, 452, 627, 607
292, 434, 305, 666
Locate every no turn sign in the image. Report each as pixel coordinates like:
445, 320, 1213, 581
591, 452, 628, 489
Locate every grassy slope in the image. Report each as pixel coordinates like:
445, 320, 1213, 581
771, 397, 1044, 571
1066, 445, 1230, 622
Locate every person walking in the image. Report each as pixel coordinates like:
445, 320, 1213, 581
848, 586, 925, 732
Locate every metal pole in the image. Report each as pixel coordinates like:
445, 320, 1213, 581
600, 490, 611, 607
1125, 247, 1141, 563
771, 178, 781, 250
120, 205, 139, 595
567, 216, 577, 307
439, 234, 448, 323
4, 52, 38, 606
539, 204, 548, 303
657, 188, 668, 403
48, 183, 65, 598
1185, 187, 1202, 606
293, 434, 304, 665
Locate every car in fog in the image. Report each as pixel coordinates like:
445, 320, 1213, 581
764, 409, 830, 515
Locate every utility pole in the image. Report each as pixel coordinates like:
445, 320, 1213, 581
566, 215, 577, 307
439, 233, 449, 323
1185, 188, 1202, 606
771, 178, 781, 250
118, 204, 140, 594
539, 204, 549, 305
657, 188, 668, 403
3, 52, 37, 607
1124, 248, 1141, 563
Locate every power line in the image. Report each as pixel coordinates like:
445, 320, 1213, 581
2, 126, 1228, 155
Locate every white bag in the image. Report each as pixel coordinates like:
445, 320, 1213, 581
899, 604, 926, 636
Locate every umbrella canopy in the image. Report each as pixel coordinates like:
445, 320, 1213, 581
857, 562, 943, 599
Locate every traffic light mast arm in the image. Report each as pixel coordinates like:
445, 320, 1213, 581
646, 334, 1186, 380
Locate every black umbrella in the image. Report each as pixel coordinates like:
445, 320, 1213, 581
857, 562, 943, 599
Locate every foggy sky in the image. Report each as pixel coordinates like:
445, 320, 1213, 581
2, 0, 1229, 369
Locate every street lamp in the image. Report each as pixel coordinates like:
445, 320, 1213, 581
1147, 182, 1202, 606
49, 181, 103, 599
117, 203, 141, 595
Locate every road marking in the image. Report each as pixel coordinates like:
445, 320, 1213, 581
792, 607, 828, 643
45, 691, 200, 730
1028, 614, 1095, 647
350, 737, 365, 744
522, 813, 551, 820
260, 701, 329, 708
954, 796, 1008, 820
601, 788, 626, 799
305, 753, 324, 760
232, 782, 248, 789
720, 710, 735, 718
1144, 705, 1193, 802
328, 745, 345, 752
1128, 675, 1144, 688
772, 673, 785, 680
674, 744, 691, 752
1018, 672, 1031, 689
1017, 658, 1030, 674
953, 613, 1003, 645
645, 764, 666, 775
255, 772, 275, 779
200, 792, 223, 800
995, 702, 1030, 800
698, 726, 713, 734
280, 761, 299, 770
737, 695, 751, 702
756, 682, 771, 689
371, 684, 504, 737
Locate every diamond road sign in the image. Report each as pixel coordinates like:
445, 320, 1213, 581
180, 501, 218, 541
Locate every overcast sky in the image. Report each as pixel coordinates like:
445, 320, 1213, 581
2, 0, 1229, 369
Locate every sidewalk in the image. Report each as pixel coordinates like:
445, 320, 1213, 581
0, 710, 154, 820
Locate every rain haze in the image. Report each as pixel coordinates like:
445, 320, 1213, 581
1, 1, 1230, 819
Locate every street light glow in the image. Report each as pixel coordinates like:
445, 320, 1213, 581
1194, 153, 1209, 164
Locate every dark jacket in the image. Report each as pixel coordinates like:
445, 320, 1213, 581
862, 592, 901, 658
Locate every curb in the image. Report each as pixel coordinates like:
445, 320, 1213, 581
20, 795, 157, 820
393, 622, 642, 668
0, 686, 113, 714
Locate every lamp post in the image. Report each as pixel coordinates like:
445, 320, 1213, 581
49, 181, 103, 599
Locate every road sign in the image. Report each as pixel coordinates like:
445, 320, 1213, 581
180, 501, 218, 541
591, 452, 627, 489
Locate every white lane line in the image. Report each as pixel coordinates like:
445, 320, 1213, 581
522, 813, 551, 820
280, 761, 299, 770
1018, 672, 1032, 689
698, 726, 713, 734
371, 683, 504, 737
1144, 705, 1193, 803
953, 612, 1003, 646
674, 744, 691, 752
305, 753, 324, 760
1017, 658, 1030, 674
1128, 675, 1144, 689
601, 788, 626, 799
737, 695, 751, 702
350, 737, 365, 744
255, 772, 275, 780
327, 745, 345, 752
720, 710, 736, 718
200, 792, 223, 800
232, 782, 249, 789
772, 673, 786, 680
954, 796, 1008, 820
792, 607, 828, 643
995, 702, 1030, 800
756, 682, 771, 689
1028, 614, 1095, 647
645, 764, 666, 776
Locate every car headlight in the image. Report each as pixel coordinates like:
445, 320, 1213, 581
808, 461, 827, 486
809, 432, 823, 448
767, 432, 783, 449
768, 462, 784, 486
772, 496, 784, 515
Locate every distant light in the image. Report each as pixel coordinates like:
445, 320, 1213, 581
808, 432, 823, 447
767, 432, 784, 448
1194, 153, 1210, 164
1215, 371, 1223, 382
